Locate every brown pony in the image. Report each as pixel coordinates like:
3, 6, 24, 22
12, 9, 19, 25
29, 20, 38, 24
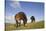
15, 12, 27, 27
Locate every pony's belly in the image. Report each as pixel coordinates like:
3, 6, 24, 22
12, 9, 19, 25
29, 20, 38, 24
18, 20, 21, 23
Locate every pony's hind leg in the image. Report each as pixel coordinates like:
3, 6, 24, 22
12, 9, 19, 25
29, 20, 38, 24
23, 20, 25, 26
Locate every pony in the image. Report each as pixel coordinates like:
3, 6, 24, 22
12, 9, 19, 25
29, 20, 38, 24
30, 16, 35, 23
15, 12, 27, 27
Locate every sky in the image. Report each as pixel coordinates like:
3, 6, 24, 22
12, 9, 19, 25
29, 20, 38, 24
5, 0, 44, 24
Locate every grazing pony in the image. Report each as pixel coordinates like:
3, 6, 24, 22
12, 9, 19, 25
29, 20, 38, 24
15, 12, 27, 27
30, 16, 35, 23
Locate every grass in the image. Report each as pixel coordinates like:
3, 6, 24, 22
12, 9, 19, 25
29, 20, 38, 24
5, 21, 44, 31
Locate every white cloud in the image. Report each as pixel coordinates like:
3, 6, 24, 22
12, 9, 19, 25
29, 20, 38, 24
9, 1, 23, 14
5, 15, 16, 24
9, 1, 22, 9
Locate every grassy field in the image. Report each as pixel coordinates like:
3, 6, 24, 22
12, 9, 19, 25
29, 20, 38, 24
5, 21, 44, 31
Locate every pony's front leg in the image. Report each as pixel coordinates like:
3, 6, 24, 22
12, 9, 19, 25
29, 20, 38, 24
16, 20, 18, 28
18, 20, 21, 27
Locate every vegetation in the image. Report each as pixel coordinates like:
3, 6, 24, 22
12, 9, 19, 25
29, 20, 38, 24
5, 21, 44, 31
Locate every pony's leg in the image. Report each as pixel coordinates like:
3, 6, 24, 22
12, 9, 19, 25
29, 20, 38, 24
18, 20, 21, 27
24, 22, 25, 26
31, 20, 33, 23
16, 20, 18, 28
19, 22, 21, 27
23, 20, 25, 26
34, 20, 35, 22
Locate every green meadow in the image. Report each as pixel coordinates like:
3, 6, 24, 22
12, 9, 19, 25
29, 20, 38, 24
5, 21, 44, 31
